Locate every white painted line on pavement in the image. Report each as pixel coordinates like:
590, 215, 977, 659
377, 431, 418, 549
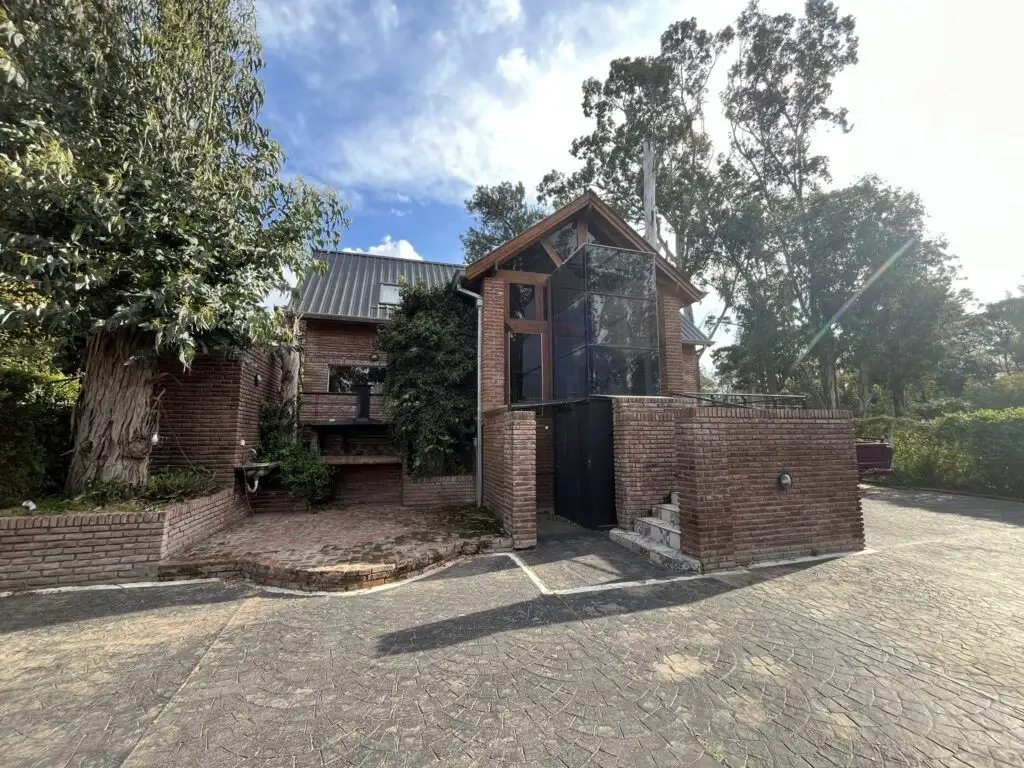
0, 578, 221, 598
483, 551, 553, 594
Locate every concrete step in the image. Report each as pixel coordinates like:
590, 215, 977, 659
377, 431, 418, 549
652, 503, 679, 527
634, 516, 681, 550
609, 528, 701, 573
670, 491, 679, 506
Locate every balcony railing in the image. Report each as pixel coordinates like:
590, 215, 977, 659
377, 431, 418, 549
671, 392, 808, 410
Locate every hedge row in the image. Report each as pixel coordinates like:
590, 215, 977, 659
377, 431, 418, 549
856, 409, 1024, 499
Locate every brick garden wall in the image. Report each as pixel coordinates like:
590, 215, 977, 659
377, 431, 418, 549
611, 399, 863, 570
482, 408, 537, 548
401, 474, 475, 507
334, 464, 402, 505
0, 491, 247, 591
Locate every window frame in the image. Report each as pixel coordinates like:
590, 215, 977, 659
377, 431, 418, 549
327, 365, 387, 395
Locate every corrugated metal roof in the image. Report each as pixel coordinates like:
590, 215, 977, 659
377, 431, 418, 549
681, 314, 714, 345
294, 250, 464, 321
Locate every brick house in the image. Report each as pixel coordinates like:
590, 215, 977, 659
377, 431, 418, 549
288, 190, 863, 568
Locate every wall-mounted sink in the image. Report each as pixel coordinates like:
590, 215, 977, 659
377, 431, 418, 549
240, 461, 279, 492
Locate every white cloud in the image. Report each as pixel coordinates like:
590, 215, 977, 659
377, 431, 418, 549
371, 0, 398, 35
456, 0, 522, 35
256, 0, 343, 51
353, 235, 422, 260
496, 47, 532, 83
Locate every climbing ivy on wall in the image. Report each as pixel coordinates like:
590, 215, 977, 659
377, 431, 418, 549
375, 283, 477, 478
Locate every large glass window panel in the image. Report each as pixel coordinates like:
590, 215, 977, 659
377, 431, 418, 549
586, 294, 657, 348
553, 294, 586, 359
589, 348, 660, 396
586, 246, 655, 298
550, 254, 585, 316
509, 283, 541, 320
548, 222, 577, 262
502, 243, 556, 274
554, 347, 588, 399
329, 366, 387, 394
509, 333, 543, 403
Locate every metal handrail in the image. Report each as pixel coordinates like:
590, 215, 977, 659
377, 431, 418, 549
670, 391, 808, 410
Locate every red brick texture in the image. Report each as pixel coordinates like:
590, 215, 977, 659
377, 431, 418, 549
300, 319, 385, 423
657, 286, 700, 395
612, 399, 863, 570
481, 278, 507, 411
0, 491, 248, 591
153, 350, 280, 485
401, 474, 475, 507
334, 464, 402, 505
482, 408, 537, 548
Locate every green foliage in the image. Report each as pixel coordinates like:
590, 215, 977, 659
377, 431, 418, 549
259, 400, 290, 457
0, 367, 75, 506
376, 283, 477, 478
145, 467, 217, 501
461, 182, 546, 264
863, 410, 1024, 499
266, 442, 331, 506
964, 373, 1024, 410
0, 0, 346, 362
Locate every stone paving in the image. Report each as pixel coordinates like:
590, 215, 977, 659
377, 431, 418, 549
157, 502, 510, 590
2, 486, 1024, 767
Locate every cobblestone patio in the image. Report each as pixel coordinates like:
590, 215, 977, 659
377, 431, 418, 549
157, 502, 510, 590
2, 486, 1024, 766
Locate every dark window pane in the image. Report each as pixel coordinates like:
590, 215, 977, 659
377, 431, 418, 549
553, 294, 586, 359
509, 333, 543, 403
586, 295, 657, 348
502, 243, 555, 274
550, 254, 585, 316
329, 366, 386, 394
509, 283, 540, 320
587, 222, 612, 246
554, 346, 587, 399
548, 222, 577, 262
589, 348, 660, 396
586, 246, 655, 297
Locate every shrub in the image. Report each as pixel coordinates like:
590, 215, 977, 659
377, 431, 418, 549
267, 442, 332, 507
0, 368, 75, 506
879, 408, 1024, 499
146, 468, 218, 501
964, 373, 1024, 410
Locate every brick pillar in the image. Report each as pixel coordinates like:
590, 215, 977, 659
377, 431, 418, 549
482, 407, 537, 548
481, 278, 507, 411
612, 398, 680, 531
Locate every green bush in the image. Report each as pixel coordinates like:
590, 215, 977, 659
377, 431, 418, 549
879, 408, 1024, 499
0, 368, 76, 506
145, 468, 218, 501
964, 373, 1024, 410
266, 442, 332, 507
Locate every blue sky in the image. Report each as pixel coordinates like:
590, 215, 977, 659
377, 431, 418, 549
256, 0, 1022, 330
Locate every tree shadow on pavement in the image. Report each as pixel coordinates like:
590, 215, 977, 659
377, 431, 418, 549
861, 485, 1024, 527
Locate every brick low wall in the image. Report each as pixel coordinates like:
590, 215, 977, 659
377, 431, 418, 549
482, 408, 537, 548
612, 399, 863, 570
0, 491, 248, 591
402, 474, 475, 507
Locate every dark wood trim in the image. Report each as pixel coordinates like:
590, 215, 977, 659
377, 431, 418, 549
507, 319, 546, 334
494, 270, 549, 285
464, 192, 591, 281
577, 217, 589, 248
539, 238, 562, 268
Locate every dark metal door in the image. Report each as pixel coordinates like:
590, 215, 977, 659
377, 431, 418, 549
553, 400, 616, 529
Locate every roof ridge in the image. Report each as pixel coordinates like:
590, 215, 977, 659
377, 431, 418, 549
313, 248, 464, 269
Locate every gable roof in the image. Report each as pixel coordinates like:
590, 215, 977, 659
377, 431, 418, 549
681, 314, 714, 346
294, 250, 463, 322
464, 190, 705, 304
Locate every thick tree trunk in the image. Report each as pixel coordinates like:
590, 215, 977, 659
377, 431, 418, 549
65, 329, 157, 494
857, 365, 872, 417
892, 382, 907, 417
278, 316, 301, 443
819, 346, 840, 410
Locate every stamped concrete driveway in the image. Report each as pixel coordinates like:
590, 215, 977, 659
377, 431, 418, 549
2, 486, 1023, 767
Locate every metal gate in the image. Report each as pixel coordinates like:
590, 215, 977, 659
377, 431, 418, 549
553, 399, 616, 529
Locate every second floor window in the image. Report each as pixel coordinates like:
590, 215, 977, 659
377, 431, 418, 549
328, 366, 386, 394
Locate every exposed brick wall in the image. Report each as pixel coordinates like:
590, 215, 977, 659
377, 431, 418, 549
245, 483, 296, 514
334, 464, 402, 505
0, 491, 248, 590
301, 319, 383, 394
677, 407, 863, 569
612, 398, 679, 530
161, 489, 247, 557
481, 278, 507, 411
657, 285, 700, 395
153, 355, 243, 485
235, 349, 281, 466
401, 474, 475, 506
535, 415, 555, 512
482, 408, 536, 548
301, 393, 385, 422
611, 399, 863, 570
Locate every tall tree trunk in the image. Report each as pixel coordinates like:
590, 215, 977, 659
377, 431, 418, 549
857, 364, 872, 417
278, 314, 302, 443
819, 345, 840, 410
892, 381, 907, 417
66, 329, 157, 494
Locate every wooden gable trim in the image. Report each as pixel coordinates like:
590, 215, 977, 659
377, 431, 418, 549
464, 192, 591, 281
539, 238, 562, 268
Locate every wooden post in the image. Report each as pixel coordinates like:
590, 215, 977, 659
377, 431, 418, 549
643, 138, 658, 249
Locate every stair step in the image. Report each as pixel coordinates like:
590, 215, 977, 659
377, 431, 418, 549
634, 516, 681, 550
653, 503, 679, 526
609, 529, 701, 573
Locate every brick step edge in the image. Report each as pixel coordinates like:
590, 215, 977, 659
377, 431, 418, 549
609, 528, 701, 573
158, 535, 514, 592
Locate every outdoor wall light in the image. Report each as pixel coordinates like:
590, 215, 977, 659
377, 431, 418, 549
255, 373, 263, 386
370, 352, 380, 362
778, 472, 794, 490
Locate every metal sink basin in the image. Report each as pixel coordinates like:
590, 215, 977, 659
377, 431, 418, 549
240, 461, 279, 481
